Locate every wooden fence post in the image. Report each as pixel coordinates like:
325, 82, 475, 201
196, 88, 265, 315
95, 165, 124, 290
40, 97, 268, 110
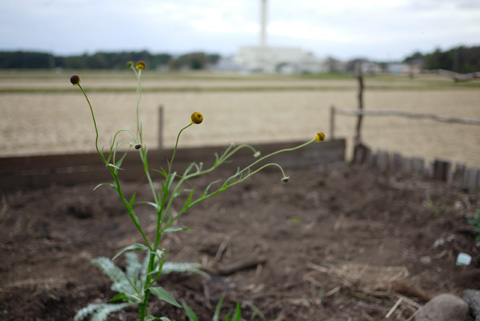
352, 63, 369, 164
433, 159, 451, 182
355, 63, 364, 144
330, 105, 336, 140
466, 168, 479, 193
158, 105, 164, 150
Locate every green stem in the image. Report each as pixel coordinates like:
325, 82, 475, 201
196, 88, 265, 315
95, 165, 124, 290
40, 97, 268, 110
163, 139, 318, 228
111, 171, 152, 249
229, 163, 288, 187
168, 123, 193, 174
78, 84, 106, 163
136, 69, 142, 142
239, 139, 315, 177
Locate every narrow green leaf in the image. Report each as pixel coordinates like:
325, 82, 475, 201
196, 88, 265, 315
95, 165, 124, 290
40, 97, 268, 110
213, 295, 225, 321
116, 152, 128, 169
129, 193, 137, 207
166, 172, 176, 190
183, 162, 196, 177
109, 292, 128, 303
201, 180, 221, 198
161, 182, 168, 199
231, 303, 242, 321
137, 201, 160, 211
93, 182, 116, 191
163, 227, 194, 233
150, 287, 181, 308
112, 243, 149, 261
181, 300, 198, 321
194, 162, 203, 173
222, 311, 232, 321
152, 167, 169, 178
107, 163, 123, 171
125, 293, 142, 304
184, 189, 195, 207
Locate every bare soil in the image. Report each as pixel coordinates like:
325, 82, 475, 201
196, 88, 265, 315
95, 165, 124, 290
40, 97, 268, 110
1, 164, 480, 320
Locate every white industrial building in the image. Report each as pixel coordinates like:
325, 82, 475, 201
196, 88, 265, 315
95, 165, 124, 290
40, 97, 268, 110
232, 0, 328, 74
235, 46, 328, 74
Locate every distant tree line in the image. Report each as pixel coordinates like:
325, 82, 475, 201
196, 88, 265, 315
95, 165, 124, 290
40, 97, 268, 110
403, 45, 480, 73
0, 50, 221, 70
2, 46, 478, 72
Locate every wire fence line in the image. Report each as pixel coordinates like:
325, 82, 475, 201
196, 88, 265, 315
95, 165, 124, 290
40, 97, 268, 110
330, 106, 480, 139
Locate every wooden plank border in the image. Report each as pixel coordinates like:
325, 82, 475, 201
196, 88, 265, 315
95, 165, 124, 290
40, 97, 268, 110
0, 139, 346, 191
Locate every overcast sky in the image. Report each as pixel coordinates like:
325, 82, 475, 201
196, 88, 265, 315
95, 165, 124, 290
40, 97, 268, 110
1, 0, 479, 61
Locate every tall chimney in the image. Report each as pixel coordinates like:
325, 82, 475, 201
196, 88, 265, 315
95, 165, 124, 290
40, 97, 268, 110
260, 0, 267, 47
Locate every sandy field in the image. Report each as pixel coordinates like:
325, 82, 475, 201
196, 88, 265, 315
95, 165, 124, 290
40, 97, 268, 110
0, 72, 479, 168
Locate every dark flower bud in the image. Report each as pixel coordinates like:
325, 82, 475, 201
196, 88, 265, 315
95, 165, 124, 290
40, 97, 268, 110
70, 75, 80, 85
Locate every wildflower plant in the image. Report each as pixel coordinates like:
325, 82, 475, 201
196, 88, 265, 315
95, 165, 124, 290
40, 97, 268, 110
70, 61, 325, 321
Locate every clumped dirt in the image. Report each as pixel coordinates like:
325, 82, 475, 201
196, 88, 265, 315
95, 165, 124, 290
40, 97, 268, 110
1, 165, 479, 320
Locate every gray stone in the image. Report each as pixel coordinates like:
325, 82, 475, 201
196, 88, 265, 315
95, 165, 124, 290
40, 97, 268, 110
464, 289, 480, 321
415, 294, 469, 321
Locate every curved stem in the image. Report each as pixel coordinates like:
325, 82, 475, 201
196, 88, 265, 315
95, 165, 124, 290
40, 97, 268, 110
78, 84, 106, 163
136, 69, 142, 143
168, 123, 192, 174
238, 139, 316, 177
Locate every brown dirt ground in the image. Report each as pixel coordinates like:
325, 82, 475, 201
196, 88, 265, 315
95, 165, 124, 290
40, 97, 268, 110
1, 165, 480, 321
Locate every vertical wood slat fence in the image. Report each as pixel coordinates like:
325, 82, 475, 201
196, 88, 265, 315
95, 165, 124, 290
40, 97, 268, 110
329, 105, 480, 192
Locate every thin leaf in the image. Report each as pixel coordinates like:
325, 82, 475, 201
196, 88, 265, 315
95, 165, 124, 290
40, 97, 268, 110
115, 152, 128, 169
222, 311, 232, 321
74, 303, 103, 321
183, 162, 196, 177
213, 295, 225, 321
91, 303, 130, 321
181, 300, 198, 321
107, 163, 123, 171
112, 243, 149, 261
163, 227, 194, 233
109, 292, 128, 303
93, 182, 116, 191
150, 287, 181, 307
129, 193, 137, 208
184, 189, 195, 208
152, 167, 169, 179
143, 156, 149, 171
231, 303, 242, 321
125, 293, 142, 304
194, 162, 203, 173
166, 172, 176, 190
201, 179, 221, 198
137, 201, 160, 211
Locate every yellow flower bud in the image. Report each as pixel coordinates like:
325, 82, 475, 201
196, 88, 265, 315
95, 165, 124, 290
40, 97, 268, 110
135, 61, 146, 70
315, 132, 326, 142
191, 112, 204, 124
126, 61, 133, 68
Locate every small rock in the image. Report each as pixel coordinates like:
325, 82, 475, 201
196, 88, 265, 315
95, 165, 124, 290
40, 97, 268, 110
464, 289, 480, 321
415, 294, 469, 321
419, 256, 432, 264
